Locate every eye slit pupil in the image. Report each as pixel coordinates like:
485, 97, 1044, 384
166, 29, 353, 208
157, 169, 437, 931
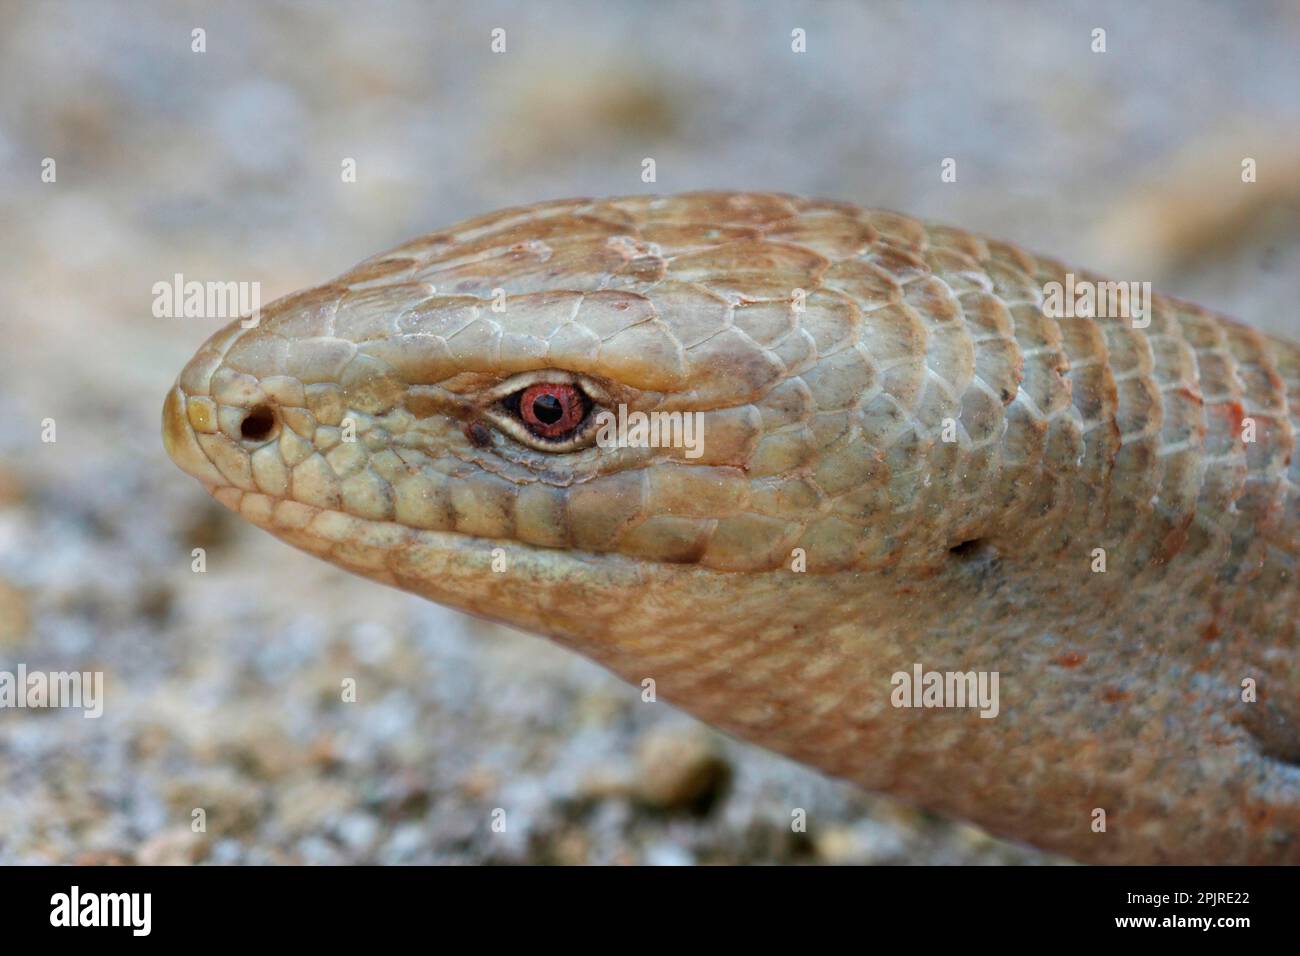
531, 393, 563, 424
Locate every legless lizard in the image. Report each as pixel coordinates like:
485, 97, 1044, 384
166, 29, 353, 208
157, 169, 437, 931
163, 193, 1299, 863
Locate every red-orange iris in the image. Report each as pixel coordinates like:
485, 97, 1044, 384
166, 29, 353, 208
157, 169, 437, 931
518, 383, 586, 438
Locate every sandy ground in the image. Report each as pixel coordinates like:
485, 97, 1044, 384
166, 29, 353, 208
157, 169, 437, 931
0, 0, 1296, 864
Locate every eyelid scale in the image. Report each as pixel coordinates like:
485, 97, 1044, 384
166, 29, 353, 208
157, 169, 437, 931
474, 369, 613, 407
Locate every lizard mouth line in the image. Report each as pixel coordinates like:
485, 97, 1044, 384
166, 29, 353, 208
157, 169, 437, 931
202, 484, 796, 578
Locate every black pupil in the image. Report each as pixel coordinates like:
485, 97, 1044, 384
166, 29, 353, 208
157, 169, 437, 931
532, 393, 564, 424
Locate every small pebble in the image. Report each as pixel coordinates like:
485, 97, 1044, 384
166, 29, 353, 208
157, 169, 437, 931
635, 727, 731, 814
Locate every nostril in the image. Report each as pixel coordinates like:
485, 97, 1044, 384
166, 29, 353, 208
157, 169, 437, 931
239, 404, 277, 442
948, 538, 988, 558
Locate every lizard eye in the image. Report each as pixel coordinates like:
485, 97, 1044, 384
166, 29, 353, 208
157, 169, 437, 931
508, 382, 590, 439
481, 373, 606, 452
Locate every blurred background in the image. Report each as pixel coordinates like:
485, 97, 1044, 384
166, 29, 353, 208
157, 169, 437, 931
0, 0, 1296, 864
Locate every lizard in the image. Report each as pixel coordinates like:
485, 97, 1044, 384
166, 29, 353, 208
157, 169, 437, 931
162, 192, 1299, 864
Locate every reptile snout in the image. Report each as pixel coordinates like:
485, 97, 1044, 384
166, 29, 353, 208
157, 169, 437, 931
162, 384, 229, 487
163, 315, 307, 497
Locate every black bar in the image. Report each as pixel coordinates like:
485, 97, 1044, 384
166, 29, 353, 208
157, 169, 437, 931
0, 865, 1285, 941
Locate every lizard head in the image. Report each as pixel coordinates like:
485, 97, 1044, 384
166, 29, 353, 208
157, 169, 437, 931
163, 194, 944, 662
